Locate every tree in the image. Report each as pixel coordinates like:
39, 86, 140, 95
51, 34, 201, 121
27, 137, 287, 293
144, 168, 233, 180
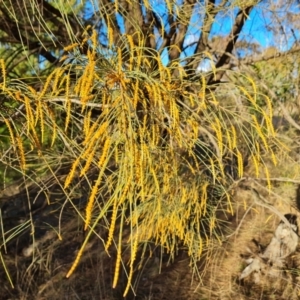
0, 0, 299, 298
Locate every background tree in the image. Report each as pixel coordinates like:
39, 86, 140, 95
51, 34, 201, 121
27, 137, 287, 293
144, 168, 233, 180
0, 0, 300, 299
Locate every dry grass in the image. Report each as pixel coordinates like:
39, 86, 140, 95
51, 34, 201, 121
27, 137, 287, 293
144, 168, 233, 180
198, 157, 300, 299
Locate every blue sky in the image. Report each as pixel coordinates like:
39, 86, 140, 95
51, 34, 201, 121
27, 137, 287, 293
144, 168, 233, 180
82, 0, 300, 65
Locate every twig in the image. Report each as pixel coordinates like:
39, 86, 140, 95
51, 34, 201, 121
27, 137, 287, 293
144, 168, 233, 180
249, 187, 295, 229
247, 177, 300, 184
225, 182, 298, 240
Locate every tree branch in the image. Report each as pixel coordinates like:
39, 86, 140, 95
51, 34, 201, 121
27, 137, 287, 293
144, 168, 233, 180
188, 0, 227, 71
207, 6, 254, 85
168, 0, 196, 63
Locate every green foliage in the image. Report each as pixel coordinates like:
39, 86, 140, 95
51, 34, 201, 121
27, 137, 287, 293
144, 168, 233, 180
0, 0, 298, 297
0, 33, 281, 295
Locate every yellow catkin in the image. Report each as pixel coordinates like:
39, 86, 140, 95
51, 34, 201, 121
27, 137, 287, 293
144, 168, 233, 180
264, 110, 275, 137
83, 118, 100, 146
255, 141, 261, 166
162, 173, 170, 195
212, 121, 223, 156
181, 186, 187, 204
252, 155, 260, 178
144, 83, 153, 104
119, 112, 128, 135
80, 149, 96, 177
83, 111, 92, 137
133, 80, 139, 109
189, 119, 198, 142
95, 121, 109, 140
16, 136, 26, 171
236, 149, 243, 177
197, 234, 203, 259
226, 128, 233, 150
201, 182, 209, 215
209, 90, 219, 106
264, 95, 273, 119
165, 66, 171, 82
200, 74, 206, 101
113, 240, 122, 288
64, 157, 81, 189
165, 0, 172, 12
117, 47, 122, 73
0, 59, 6, 88
171, 100, 179, 124
105, 197, 118, 251
156, 56, 164, 81
81, 60, 96, 109
98, 138, 111, 167
114, 0, 119, 11
260, 109, 273, 137
239, 86, 257, 109
119, 175, 132, 204
84, 25, 92, 34
64, 43, 79, 52
143, 0, 150, 9
251, 115, 268, 150
91, 30, 97, 51
151, 124, 157, 147
59, 55, 69, 62
113, 208, 125, 288
80, 59, 92, 97
84, 171, 103, 230
247, 76, 257, 102
134, 144, 140, 183
38, 70, 56, 100
80, 36, 89, 49
14, 91, 22, 101
31, 127, 42, 156
270, 149, 277, 166
127, 35, 135, 70
74, 76, 83, 95
107, 18, 114, 48
4, 118, 15, 145
151, 84, 159, 107
265, 166, 271, 191
139, 162, 145, 202
217, 158, 225, 178
81, 136, 98, 161
52, 68, 65, 95
123, 234, 139, 296
216, 118, 223, 155
66, 242, 85, 278
142, 114, 148, 132
27, 86, 37, 96
65, 76, 71, 132
151, 168, 160, 193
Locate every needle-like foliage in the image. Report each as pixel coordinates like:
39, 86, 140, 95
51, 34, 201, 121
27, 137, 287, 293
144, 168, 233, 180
0, 0, 297, 297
